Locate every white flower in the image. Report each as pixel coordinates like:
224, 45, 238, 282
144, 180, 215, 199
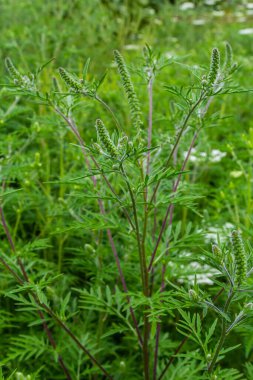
247, 10, 253, 15
230, 170, 243, 178
205, 223, 234, 243
178, 261, 217, 285
210, 149, 226, 162
187, 273, 214, 285
204, 0, 216, 5
223, 222, 234, 230
205, 227, 221, 243
192, 19, 206, 26
154, 18, 162, 25
234, 11, 244, 17
246, 3, 253, 9
239, 28, 253, 35
179, 2, 195, 11
165, 52, 174, 59
123, 44, 141, 51
183, 147, 208, 163
213, 11, 225, 17
183, 148, 226, 164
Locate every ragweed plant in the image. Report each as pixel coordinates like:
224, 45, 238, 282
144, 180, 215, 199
1, 44, 252, 380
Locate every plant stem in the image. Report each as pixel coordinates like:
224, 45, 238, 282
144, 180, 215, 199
153, 209, 174, 380
53, 106, 142, 346
120, 162, 150, 379
148, 130, 199, 271
95, 95, 122, 132
41, 302, 113, 379
146, 77, 153, 177
207, 289, 234, 373
120, 164, 147, 291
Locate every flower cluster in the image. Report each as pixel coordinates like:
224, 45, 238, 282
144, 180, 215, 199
232, 230, 247, 287
207, 48, 220, 86
58, 67, 83, 92
5, 57, 36, 91
212, 244, 223, 264
95, 119, 119, 158
113, 50, 142, 129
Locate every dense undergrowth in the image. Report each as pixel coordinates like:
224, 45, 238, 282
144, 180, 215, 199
0, 1, 253, 379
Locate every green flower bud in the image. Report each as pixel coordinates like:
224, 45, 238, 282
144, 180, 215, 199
232, 230, 247, 287
113, 50, 142, 129
244, 303, 253, 310
189, 289, 199, 301
119, 361, 126, 369
59, 67, 83, 92
93, 142, 103, 154
85, 244, 95, 254
117, 135, 128, 154
224, 42, 233, 73
201, 74, 208, 88
5, 57, 23, 83
212, 244, 223, 264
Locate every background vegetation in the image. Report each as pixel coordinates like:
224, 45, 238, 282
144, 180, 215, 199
0, 1, 252, 379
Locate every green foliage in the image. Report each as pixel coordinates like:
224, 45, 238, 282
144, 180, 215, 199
0, 1, 252, 380
95, 119, 119, 158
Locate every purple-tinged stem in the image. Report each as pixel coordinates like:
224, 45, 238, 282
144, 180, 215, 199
148, 131, 199, 271
146, 77, 153, 177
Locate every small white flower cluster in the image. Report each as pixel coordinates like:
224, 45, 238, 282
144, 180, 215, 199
213, 11, 225, 17
238, 28, 253, 35
15, 373, 31, 380
183, 148, 226, 163
188, 261, 217, 285
205, 223, 234, 243
204, 0, 217, 5
123, 44, 141, 51
179, 2, 194, 11
177, 258, 217, 285
192, 19, 206, 26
